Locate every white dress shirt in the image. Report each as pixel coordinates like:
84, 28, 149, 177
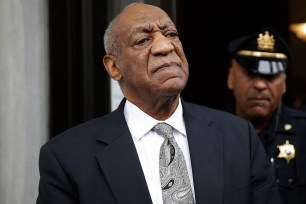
123, 99, 195, 204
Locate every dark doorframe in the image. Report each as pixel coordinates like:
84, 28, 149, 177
48, 0, 110, 137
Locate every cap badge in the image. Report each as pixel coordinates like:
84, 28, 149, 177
257, 31, 275, 51
277, 140, 296, 164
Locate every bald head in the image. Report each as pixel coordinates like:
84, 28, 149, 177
103, 3, 173, 56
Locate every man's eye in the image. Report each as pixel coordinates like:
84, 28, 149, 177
245, 71, 256, 78
167, 32, 178, 38
265, 75, 279, 82
265, 75, 274, 81
136, 38, 149, 45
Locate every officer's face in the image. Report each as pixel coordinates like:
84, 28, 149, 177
227, 59, 286, 122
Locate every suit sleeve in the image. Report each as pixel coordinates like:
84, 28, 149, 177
36, 144, 77, 204
248, 122, 282, 204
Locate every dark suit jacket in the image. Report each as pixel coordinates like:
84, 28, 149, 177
37, 99, 281, 204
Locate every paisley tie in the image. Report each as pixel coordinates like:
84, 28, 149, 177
153, 122, 195, 204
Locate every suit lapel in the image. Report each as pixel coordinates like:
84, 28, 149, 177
183, 102, 224, 203
95, 101, 152, 204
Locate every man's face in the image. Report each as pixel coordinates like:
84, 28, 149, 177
108, 4, 189, 103
227, 59, 286, 121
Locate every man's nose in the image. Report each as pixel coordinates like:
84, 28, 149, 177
151, 33, 174, 55
252, 76, 268, 91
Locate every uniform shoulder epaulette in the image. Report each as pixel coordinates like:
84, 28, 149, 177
287, 107, 306, 119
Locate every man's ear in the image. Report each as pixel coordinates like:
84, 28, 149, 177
103, 55, 122, 81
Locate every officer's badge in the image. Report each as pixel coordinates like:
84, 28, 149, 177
277, 140, 296, 164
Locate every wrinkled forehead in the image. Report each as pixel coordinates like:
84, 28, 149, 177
113, 3, 175, 35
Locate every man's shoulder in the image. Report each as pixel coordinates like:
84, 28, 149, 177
49, 107, 125, 143
45, 116, 105, 147
183, 102, 257, 145
183, 101, 248, 124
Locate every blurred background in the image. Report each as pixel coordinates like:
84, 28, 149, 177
1, 0, 305, 203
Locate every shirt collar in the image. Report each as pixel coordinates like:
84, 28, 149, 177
124, 99, 186, 141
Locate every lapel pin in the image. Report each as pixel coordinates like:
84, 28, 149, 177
284, 123, 292, 131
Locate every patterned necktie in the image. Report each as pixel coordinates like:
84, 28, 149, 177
153, 122, 195, 204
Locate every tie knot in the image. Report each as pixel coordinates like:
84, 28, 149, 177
153, 122, 173, 139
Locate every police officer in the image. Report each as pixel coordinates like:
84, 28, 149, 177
225, 27, 306, 204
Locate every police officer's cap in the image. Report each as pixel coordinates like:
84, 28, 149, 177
229, 27, 291, 75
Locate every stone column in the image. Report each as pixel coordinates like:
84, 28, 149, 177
0, 0, 49, 203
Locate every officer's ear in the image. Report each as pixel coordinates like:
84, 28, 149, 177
103, 55, 122, 81
227, 66, 234, 90
282, 73, 287, 94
